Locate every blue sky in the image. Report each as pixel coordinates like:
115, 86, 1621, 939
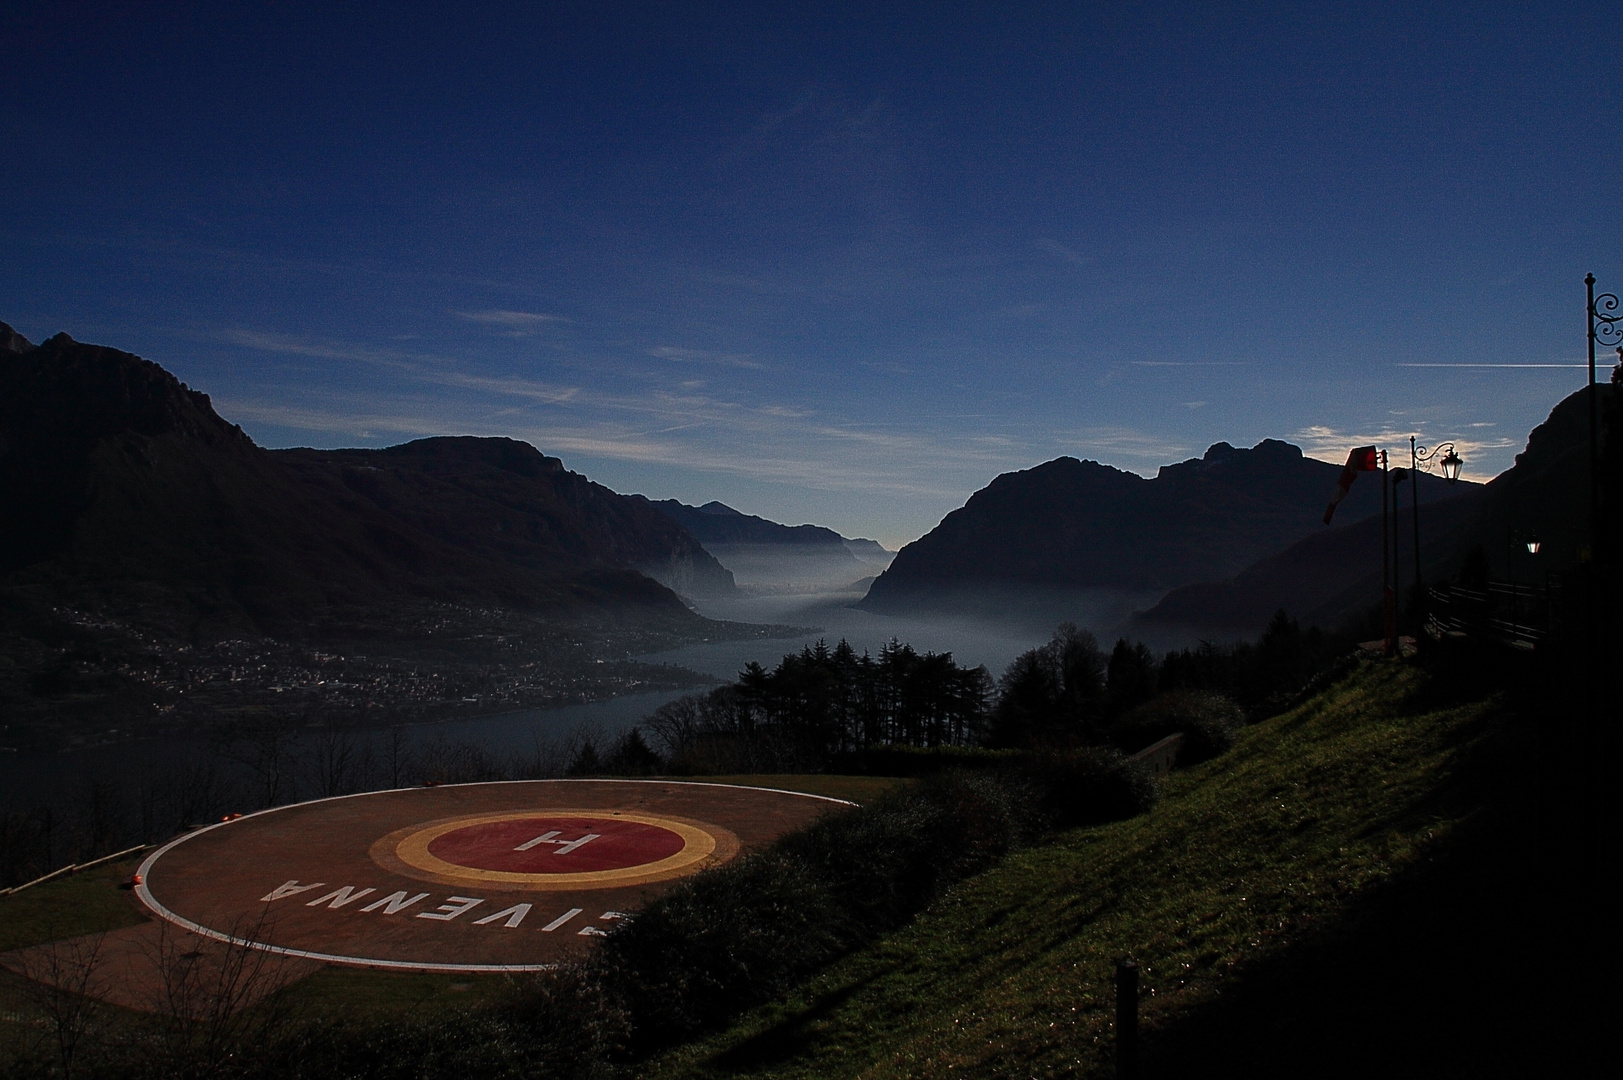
2, 2, 1616, 548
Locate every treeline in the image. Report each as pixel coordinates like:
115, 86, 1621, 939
987, 610, 1341, 751
2, 611, 1343, 887
640, 639, 992, 773
631, 610, 1344, 774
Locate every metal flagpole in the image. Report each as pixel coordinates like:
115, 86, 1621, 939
1383, 449, 1395, 656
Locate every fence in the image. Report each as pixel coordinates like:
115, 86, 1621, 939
1427, 576, 1560, 650
0, 844, 150, 897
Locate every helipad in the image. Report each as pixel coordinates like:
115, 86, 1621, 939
135, 780, 847, 972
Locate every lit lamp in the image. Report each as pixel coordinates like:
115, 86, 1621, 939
1439, 449, 1462, 484
1406, 440, 1466, 596
1525, 536, 1542, 555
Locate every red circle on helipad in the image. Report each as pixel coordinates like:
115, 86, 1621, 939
426, 816, 686, 874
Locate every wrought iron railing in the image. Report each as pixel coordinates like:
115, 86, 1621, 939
1427, 577, 1559, 649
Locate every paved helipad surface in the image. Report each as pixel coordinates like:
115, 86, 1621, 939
136, 780, 847, 971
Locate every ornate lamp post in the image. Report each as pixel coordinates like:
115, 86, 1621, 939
1585, 274, 1620, 560
1404, 438, 1463, 590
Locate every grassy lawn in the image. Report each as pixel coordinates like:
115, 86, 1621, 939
0, 855, 149, 953
281, 965, 518, 1015
643, 658, 1534, 1079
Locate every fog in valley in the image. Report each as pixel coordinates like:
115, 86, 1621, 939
0, 542, 1196, 884
702, 541, 893, 597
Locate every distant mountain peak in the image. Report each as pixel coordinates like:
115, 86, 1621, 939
2, 330, 244, 449
362, 435, 568, 477
697, 501, 743, 516
1157, 437, 1305, 481
1, 327, 734, 637
1, 321, 34, 354
863, 436, 1471, 611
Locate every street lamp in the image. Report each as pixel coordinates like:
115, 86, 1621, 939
1585, 274, 1621, 560
1439, 448, 1462, 484
1405, 438, 1465, 596
1506, 527, 1544, 641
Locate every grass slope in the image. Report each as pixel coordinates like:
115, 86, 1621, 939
646, 657, 1534, 1079
0, 856, 148, 954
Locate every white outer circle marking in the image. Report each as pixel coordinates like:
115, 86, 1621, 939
134, 779, 856, 973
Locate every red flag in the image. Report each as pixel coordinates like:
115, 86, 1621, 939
1323, 446, 1378, 525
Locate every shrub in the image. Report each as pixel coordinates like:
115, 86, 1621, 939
1108, 690, 1244, 765
593, 757, 1149, 1050
828, 742, 1023, 777
1022, 746, 1159, 826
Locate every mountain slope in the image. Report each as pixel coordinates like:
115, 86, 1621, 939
1136, 489, 1485, 634
644, 499, 851, 548
0, 324, 727, 642
275, 441, 736, 603
861, 439, 1469, 614
1135, 384, 1607, 635
646, 661, 1533, 1079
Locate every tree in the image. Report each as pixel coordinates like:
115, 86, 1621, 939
988, 623, 1107, 748
1105, 638, 1158, 719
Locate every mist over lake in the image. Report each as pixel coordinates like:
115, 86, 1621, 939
0, 584, 1168, 806
645, 584, 1170, 681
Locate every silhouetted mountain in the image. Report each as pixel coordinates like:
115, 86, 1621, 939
0, 325, 731, 646
643, 498, 850, 548
1135, 490, 1485, 635
860, 439, 1471, 615
1135, 386, 1606, 636
639, 498, 903, 595
843, 537, 892, 562
640, 497, 896, 595
1, 321, 31, 354
274, 441, 737, 603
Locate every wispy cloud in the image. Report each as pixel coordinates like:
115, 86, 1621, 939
225, 389, 1017, 499
220, 329, 452, 370
1395, 363, 1584, 369
1058, 426, 1192, 467
1291, 424, 1515, 466
1131, 360, 1254, 367
455, 309, 569, 327
430, 371, 581, 404
1035, 238, 1092, 266
216, 400, 476, 443
213, 327, 1029, 499
648, 345, 766, 370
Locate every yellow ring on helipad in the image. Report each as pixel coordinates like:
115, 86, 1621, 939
370, 809, 730, 891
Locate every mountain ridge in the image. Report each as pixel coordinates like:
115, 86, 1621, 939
1134, 384, 1608, 636
859, 437, 1472, 615
641, 497, 850, 548
0, 323, 732, 643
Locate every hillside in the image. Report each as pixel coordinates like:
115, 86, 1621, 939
645, 499, 852, 548
860, 439, 1469, 616
646, 655, 1537, 1078
0, 322, 747, 746
0, 323, 730, 640
1137, 385, 1607, 636
273, 441, 737, 604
